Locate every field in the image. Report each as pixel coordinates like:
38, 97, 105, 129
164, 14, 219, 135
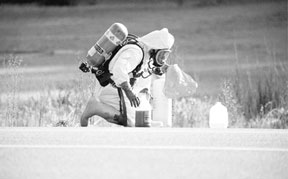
0, 1, 287, 127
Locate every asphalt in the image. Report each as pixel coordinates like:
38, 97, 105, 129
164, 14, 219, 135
0, 127, 288, 179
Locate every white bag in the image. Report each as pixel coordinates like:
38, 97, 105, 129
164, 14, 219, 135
163, 64, 198, 99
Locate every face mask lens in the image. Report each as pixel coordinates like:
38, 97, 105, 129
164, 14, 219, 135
155, 50, 170, 66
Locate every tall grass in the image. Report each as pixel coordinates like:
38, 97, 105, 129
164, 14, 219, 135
1, 55, 23, 126
173, 42, 288, 129
173, 97, 211, 128
0, 54, 115, 127
218, 42, 288, 128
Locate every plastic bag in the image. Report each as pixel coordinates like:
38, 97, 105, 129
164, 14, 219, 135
163, 64, 198, 99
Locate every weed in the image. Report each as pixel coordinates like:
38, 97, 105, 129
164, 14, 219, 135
1, 55, 23, 126
0, 54, 115, 127
218, 79, 244, 127
173, 97, 211, 128
218, 41, 288, 128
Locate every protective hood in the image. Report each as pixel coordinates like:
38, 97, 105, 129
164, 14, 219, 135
138, 28, 174, 50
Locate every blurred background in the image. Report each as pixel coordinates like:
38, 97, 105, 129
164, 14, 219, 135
0, 0, 287, 128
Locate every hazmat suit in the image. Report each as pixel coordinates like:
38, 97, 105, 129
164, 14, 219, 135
80, 28, 174, 127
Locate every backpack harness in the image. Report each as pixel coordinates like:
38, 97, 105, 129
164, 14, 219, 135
79, 34, 144, 126
80, 34, 144, 88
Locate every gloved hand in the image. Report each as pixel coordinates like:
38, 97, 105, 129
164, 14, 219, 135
120, 81, 140, 107
79, 62, 90, 73
161, 64, 170, 73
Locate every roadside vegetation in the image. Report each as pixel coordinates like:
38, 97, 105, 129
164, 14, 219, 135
0, 54, 113, 127
174, 46, 288, 128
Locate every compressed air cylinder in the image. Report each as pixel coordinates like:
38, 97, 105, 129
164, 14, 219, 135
86, 23, 128, 67
152, 76, 173, 127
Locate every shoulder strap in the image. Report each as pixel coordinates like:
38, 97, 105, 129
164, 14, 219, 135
103, 34, 144, 73
127, 40, 144, 76
95, 34, 144, 87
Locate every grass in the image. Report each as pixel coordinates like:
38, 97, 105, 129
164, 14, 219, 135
1, 55, 23, 126
230, 43, 288, 128
0, 1, 287, 127
0, 54, 121, 127
173, 42, 288, 129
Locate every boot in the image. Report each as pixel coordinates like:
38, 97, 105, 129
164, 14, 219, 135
113, 114, 127, 127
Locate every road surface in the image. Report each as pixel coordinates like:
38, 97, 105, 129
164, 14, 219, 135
0, 127, 288, 179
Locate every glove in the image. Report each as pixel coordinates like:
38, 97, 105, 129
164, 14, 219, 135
120, 81, 140, 107
79, 62, 90, 73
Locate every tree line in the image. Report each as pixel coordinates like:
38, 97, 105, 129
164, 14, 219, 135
0, 0, 280, 6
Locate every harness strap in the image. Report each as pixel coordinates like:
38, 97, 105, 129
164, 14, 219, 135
117, 88, 128, 126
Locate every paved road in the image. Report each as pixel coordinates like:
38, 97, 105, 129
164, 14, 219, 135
0, 128, 288, 179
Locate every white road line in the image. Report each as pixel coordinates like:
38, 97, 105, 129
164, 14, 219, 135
0, 145, 288, 152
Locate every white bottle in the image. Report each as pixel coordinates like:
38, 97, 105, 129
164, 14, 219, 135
209, 102, 228, 128
152, 76, 172, 127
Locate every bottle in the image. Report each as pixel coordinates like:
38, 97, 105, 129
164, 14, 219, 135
86, 23, 128, 67
209, 102, 228, 128
152, 76, 172, 127
135, 93, 152, 127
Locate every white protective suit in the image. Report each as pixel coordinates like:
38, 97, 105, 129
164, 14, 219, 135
97, 28, 174, 126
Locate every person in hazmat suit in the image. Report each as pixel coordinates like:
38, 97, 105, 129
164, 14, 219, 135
80, 28, 175, 127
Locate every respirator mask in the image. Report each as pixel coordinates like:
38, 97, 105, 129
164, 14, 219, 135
147, 49, 171, 76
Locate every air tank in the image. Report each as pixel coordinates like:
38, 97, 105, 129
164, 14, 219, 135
86, 23, 128, 67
